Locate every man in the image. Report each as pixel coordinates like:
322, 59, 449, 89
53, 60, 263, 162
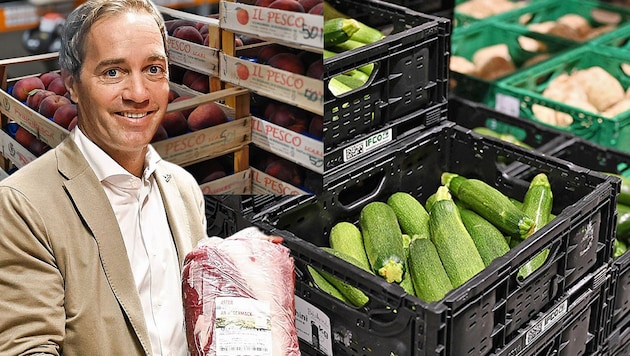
0, 0, 207, 354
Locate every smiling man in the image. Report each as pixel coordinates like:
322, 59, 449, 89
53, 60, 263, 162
0, 1, 207, 355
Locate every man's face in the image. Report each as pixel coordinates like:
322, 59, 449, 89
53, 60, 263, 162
64, 11, 169, 161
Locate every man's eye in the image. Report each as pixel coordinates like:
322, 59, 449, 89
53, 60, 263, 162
148, 65, 163, 74
106, 69, 119, 77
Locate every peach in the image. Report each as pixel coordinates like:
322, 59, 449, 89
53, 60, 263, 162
308, 2, 323, 15
187, 102, 228, 131
166, 19, 197, 35
255, 0, 276, 7
47, 77, 68, 96
151, 124, 168, 142
269, 104, 309, 131
267, 53, 305, 75
38, 94, 71, 118
39, 71, 62, 88
29, 139, 51, 156
257, 44, 288, 64
188, 159, 227, 184
265, 159, 304, 187
171, 95, 195, 118
26, 89, 56, 110
182, 70, 209, 93
14, 126, 36, 148
268, 0, 305, 12
52, 103, 78, 129
306, 59, 323, 79
161, 111, 189, 137
168, 89, 180, 103
299, 0, 321, 12
172, 25, 204, 45
308, 115, 323, 138
67, 116, 78, 131
12, 76, 45, 102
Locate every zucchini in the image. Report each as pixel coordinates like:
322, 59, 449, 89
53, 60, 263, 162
324, 18, 361, 48
472, 127, 533, 150
319, 247, 372, 307
330, 73, 366, 90
323, 1, 349, 20
408, 236, 453, 302
359, 202, 406, 283
307, 266, 349, 303
399, 234, 417, 296
349, 21, 385, 44
517, 173, 554, 279
617, 203, 630, 244
606, 173, 630, 206
387, 192, 430, 239
328, 40, 375, 76
457, 204, 510, 267
442, 172, 536, 239
614, 238, 627, 258
429, 186, 485, 288
329, 221, 371, 271
328, 77, 353, 96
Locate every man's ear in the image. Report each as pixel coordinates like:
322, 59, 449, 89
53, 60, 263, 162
61, 69, 79, 104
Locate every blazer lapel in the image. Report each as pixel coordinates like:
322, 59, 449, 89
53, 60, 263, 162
154, 165, 193, 268
55, 140, 152, 354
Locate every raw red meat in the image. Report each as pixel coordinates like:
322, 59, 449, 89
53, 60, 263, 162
182, 227, 299, 355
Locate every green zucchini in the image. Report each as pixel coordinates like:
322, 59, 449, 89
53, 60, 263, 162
408, 236, 453, 302
359, 202, 406, 283
387, 192, 430, 239
442, 172, 536, 239
330, 73, 366, 90
398, 234, 417, 296
328, 77, 353, 96
307, 266, 349, 303
457, 205, 510, 267
349, 21, 385, 44
324, 18, 361, 48
472, 127, 533, 150
323, 1, 349, 20
429, 186, 485, 288
329, 221, 371, 271
319, 247, 372, 307
614, 238, 627, 259
616, 203, 630, 245
517, 173, 554, 279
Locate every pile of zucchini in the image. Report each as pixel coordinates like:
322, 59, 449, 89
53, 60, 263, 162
323, 2, 385, 96
309, 172, 555, 305
610, 173, 630, 258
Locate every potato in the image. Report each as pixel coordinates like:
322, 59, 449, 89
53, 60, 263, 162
472, 44, 516, 80
603, 99, 630, 118
572, 66, 625, 112
556, 14, 591, 39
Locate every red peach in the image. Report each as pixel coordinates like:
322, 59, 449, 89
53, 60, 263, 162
52, 103, 78, 129
308, 115, 323, 138
267, 52, 305, 75
151, 124, 168, 142
171, 96, 195, 118
299, 0, 322, 12
268, 0, 305, 12
14, 126, 36, 148
187, 102, 228, 131
39, 71, 62, 88
308, 2, 323, 14
47, 77, 68, 96
12, 77, 46, 102
38, 94, 71, 118
182, 70, 210, 93
67, 116, 78, 131
26, 89, 56, 110
172, 25, 204, 45
161, 111, 189, 137
265, 159, 304, 187
306, 59, 323, 79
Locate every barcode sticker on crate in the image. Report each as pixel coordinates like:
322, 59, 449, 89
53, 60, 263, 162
525, 299, 568, 346
495, 93, 521, 118
343, 129, 392, 163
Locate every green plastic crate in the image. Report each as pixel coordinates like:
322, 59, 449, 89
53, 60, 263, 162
493, 0, 630, 43
491, 45, 630, 153
590, 22, 630, 50
453, 0, 528, 28
450, 20, 576, 101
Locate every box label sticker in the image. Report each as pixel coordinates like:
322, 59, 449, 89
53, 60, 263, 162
495, 93, 521, 118
294, 296, 332, 356
220, 2, 323, 49
525, 299, 568, 346
251, 168, 308, 195
167, 36, 219, 76
251, 117, 323, 173
220, 54, 323, 115
343, 128, 392, 163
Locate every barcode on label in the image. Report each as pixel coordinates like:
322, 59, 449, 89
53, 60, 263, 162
343, 143, 364, 162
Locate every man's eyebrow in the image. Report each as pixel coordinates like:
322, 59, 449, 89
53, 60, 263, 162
95, 58, 125, 71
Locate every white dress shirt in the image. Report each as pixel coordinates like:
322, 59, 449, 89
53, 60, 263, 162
71, 127, 188, 356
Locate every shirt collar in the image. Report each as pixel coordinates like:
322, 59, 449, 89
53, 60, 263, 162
70, 127, 162, 182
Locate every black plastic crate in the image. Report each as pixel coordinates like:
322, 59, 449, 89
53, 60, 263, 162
448, 96, 572, 154
252, 123, 618, 355
611, 251, 630, 329
204, 194, 285, 237
383, 0, 455, 18
603, 311, 630, 356
323, 0, 450, 171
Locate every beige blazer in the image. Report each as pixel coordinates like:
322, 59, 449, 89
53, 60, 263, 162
0, 138, 207, 356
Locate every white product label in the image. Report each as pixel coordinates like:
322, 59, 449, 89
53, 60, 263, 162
214, 297, 272, 356
251, 117, 323, 174
343, 128, 392, 162
220, 54, 323, 115
294, 296, 333, 356
495, 93, 521, 118
524, 299, 568, 346
220, 2, 323, 49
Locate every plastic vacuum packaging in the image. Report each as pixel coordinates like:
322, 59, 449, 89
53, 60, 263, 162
182, 227, 299, 356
